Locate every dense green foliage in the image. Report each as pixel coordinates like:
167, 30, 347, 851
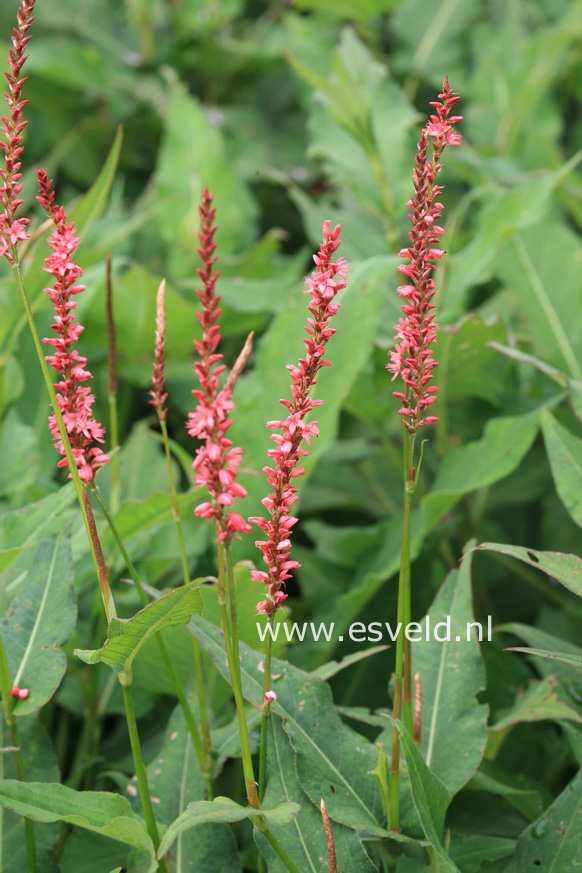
1, 0, 582, 871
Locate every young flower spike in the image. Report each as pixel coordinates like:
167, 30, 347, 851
186, 189, 251, 543
149, 278, 168, 419
387, 78, 462, 433
0, 0, 35, 261
249, 222, 348, 617
37, 170, 109, 482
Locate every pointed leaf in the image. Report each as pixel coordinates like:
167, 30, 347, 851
478, 543, 582, 598
506, 648, 582, 671
0, 537, 76, 715
75, 583, 202, 682
490, 676, 582, 733
69, 126, 123, 240
542, 409, 582, 526
157, 796, 300, 858
0, 781, 155, 871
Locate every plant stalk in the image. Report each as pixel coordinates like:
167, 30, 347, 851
12, 258, 116, 623
105, 253, 121, 515
120, 682, 166, 872
90, 484, 213, 797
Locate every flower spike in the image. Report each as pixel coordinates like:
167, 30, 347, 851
150, 278, 168, 419
37, 169, 109, 482
387, 78, 462, 433
0, 0, 36, 261
250, 222, 348, 617
186, 189, 251, 543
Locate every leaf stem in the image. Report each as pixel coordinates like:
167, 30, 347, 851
0, 635, 37, 873
120, 681, 166, 872
12, 258, 117, 623
259, 623, 274, 804
90, 483, 213, 796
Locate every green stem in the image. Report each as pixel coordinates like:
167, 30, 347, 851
259, 621, 274, 803
158, 414, 213, 784
12, 259, 116, 623
90, 484, 212, 796
0, 636, 37, 873
262, 829, 303, 873
108, 394, 120, 514
120, 682, 166, 872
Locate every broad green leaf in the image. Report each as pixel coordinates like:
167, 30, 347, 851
490, 676, 582, 733
60, 831, 132, 873
255, 717, 377, 873
422, 410, 540, 531
75, 583, 202, 683
158, 796, 300, 858
542, 410, 582, 526
449, 834, 516, 873
497, 224, 582, 381
410, 551, 488, 797
0, 781, 155, 870
0, 485, 75, 554
478, 543, 582, 598
488, 343, 568, 388
0, 717, 59, 873
507, 649, 582, 671
439, 314, 509, 404
69, 126, 123, 240
395, 722, 458, 873
187, 616, 409, 842
312, 644, 388, 681
470, 762, 548, 822
136, 700, 242, 873
497, 624, 582, 693
504, 770, 582, 873
0, 537, 76, 715
0, 412, 40, 497
101, 491, 200, 549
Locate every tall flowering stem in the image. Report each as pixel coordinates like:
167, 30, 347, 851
105, 254, 121, 514
250, 221, 348, 813
387, 79, 462, 834
148, 278, 214, 797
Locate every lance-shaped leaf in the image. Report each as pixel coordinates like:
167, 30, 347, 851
135, 699, 243, 873
507, 648, 582, 671
504, 770, 582, 872
157, 796, 300, 858
394, 721, 459, 873
490, 675, 582, 733
409, 549, 488, 797
75, 583, 202, 683
0, 536, 76, 715
0, 781, 156, 872
255, 717, 377, 873
187, 615, 418, 847
478, 542, 582, 598
542, 408, 582, 526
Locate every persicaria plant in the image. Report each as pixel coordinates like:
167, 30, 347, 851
1, 3, 581, 873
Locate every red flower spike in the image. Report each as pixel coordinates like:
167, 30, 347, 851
0, 0, 35, 263
387, 78, 462, 433
149, 278, 168, 419
251, 222, 348, 617
37, 170, 109, 482
186, 189, 251, 544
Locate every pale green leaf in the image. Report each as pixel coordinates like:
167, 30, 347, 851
478, 542, 582, 598
490, 676, 582, 733
542, 409, 582, 526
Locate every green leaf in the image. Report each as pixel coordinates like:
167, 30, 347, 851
490, 676, 582, 733
188, 617, 411, 842
255, 717, 377, 873
394, 721, 458, 872
504, 770, 582, 873
60, 831, 132, 873
506, 648, 582, 671
75, 583, 203, 683
422, 410, 540, 531
0, 717, 60, 873
477, 543, 582, 598
101, 491, 200, 549
69, 126, 123, 240
311, 644, 388, 681
0, 781, 155, 871
138, 699, 242, 873
411, 550, 489, 797
0, 486, 76, 575
470, 761, 548, 822
0, 537, 76, 715
541, 409, 582, 526
449, 834, 516, 873
440, 314, 510, 403
157, 796, 300, 859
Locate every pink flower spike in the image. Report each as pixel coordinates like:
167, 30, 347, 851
37, 170, 109, 483
186, 190, 249, 542
149, 278, 168, 419
250, 223, 348, 618
0, 0, 35, 264
387, 78, 461, 434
